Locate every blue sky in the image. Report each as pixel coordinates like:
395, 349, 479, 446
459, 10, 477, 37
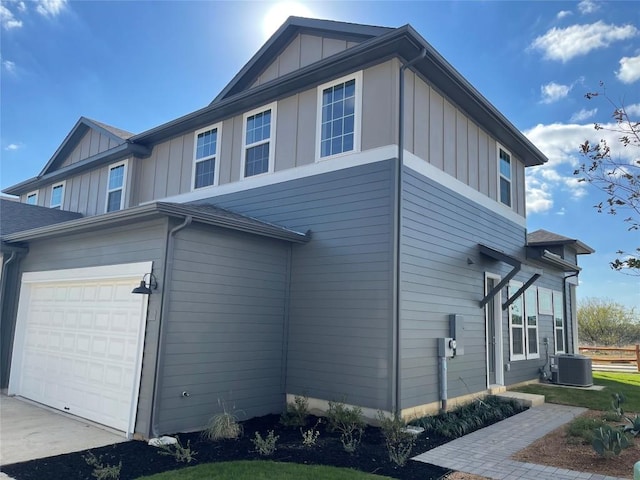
1, 0, 639, 310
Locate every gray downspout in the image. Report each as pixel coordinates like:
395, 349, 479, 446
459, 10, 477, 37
149, 215, 192, 437
0, 251, 19, 387
0, 252, 18, 315
563, 271, 579, 354
395, 49, 426, 415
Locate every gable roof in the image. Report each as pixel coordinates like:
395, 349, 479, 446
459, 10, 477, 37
212, 16, 393, 103
527, 229, 594, 255
1, 201, 309, 245
131, 17, 548, 168
0, 198, 83, 240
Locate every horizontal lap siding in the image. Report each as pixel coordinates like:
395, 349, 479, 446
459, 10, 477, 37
400, 168, 527, 409
17, 219, 168, 437
156, 225, 290, 434
197, 160, 395, 411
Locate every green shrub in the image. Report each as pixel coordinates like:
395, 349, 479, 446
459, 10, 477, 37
611, 392, 625, 416
83, 452, 122, 480
566, 416, 606, 444
592, 425, 630, 457
327, 401, 365, 453
601, 410, 623, 422
251, 430, 279, 456
376, 412, 416, 467
280, 395, 309, 427
622, 414, 640, 437
202, 401, 243, 441
300, 418, 322, 447
157, 436, 197, 463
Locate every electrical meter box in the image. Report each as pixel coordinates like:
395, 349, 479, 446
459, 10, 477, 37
438, 337, 456, 358
449, 314, 464, 355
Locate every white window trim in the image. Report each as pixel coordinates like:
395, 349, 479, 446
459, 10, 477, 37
497, 143, 512, 208
192, 123, 222, 191
508, 281, 526, 361
537, 287, 553, 315
241, 102, 277, 180
26, 190, 39, 205
315, 71, 363, 162
524, 286, 540, 359
50, 181, 66, 209
105, 159, 128, 213
553, 290, 566, 353
485, 272, 504, 387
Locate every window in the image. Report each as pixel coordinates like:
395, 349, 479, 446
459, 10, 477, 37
316, 72, 361, 160
509, 281, 539, 360
553, 290, 565, 353
106, 160, 127, 212
50, 182, 65, 209
498, 146, 512, 207
193, 124, 221, 189
242, 103, 276, 178
26, 191, 38, 205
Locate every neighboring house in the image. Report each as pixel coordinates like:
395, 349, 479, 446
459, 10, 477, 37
1, 17, 593, 440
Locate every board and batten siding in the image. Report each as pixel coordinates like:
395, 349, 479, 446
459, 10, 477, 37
399, 167, 529, 409
133, 61, 396, 205
15, 219, 169, 437
402, 70, 526, 217
60, 129, 123, 169
155, 223, 291, 434
250, 33, 362, 88
194, 160, 396, 411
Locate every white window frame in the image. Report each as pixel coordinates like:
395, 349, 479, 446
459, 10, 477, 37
315, 71, 362, 162
537, 287, 553, 315
508, 281, 526, 361
498, 144, 512, 208
105, 159, 128, 213
524, 286, 540, 359
241, 102, 276, 180
192, 123, 222, 191
50, 181, 65, 209
553, 290, 566, 354
26, 190, 38, 205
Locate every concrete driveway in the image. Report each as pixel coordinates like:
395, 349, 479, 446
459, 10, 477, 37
0, 395, 126, 466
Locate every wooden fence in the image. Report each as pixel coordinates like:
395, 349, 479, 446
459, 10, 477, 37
578, 345, 640, 372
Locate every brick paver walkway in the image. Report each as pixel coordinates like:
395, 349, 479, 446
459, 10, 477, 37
413, 403, 629, 480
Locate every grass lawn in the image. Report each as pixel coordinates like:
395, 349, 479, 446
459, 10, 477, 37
512, 371, 640, 411
135, 460, 394, 480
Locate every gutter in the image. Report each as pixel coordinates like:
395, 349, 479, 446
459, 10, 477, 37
150, 215, 193, 437
394, 48, 426, 416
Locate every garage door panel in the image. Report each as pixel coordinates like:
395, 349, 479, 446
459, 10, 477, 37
10, 263, 150, 435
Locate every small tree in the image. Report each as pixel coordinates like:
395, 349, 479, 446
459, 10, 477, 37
574, 84, 639, 275
578, 297, 639, 346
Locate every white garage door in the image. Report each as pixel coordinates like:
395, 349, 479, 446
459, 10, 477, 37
9, 262, 151, 436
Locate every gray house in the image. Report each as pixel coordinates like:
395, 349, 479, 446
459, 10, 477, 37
1, 17, 593, 439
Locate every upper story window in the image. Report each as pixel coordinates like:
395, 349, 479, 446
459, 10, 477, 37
50, 182, 65, 209
498, 146, 512, 207
242, 103, 276, 179
26, 191, 38, 205
316, 71, 362, 160
193, 124, 221, 189
106, 160, 127, 213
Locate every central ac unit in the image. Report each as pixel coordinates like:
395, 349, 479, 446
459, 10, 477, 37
550, 354, 593, 387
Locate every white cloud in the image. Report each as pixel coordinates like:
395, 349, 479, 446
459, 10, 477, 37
17, 1, 26, 13
0, 4, 23, 29
617, 55, 640, 84
2, 59, 17, 74
530, 21, 639, 63
556, 10, 572, 19
570, 107, 597, 122
36, 0, 67, 17
626, 103, 640, 116
540, 82, 572, 104
5, 143, 21, 151
578, 0, 599, 14
525, 176, 554, 213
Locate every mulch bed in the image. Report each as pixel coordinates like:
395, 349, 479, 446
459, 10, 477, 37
1, 414, 452, 480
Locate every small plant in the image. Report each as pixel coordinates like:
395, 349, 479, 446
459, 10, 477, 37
592, 424, 630, 457
327, 400, 365, 453
622, 414, 640, 437
280, 395, 310, 427
611, 392, 625, 416
157, 436, 197, 463
377, 411, 416, 467
566, 416, 606, 445
301, 418, 322, 447
601, 410, 623, 422
251, 430, 279, 456
83, 452, 122, 480
202, 400, 243, 441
